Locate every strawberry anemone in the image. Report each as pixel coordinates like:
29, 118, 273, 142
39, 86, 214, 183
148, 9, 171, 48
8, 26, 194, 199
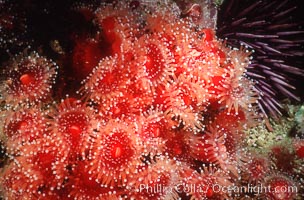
85, 121, 144, 186
163, 74, 208, 132
263, 174, 298, 200
94, 2, 138, 54
210, 110, 247, 154
179, 166, 233, 199
0, 52, 57, 106
81, 56, 132, 103
127, 158, 180, 200
293, 139, 304, 159
240, 153, 271, 184
0, 137, 69, 199
270, 144, 297, 175
134, 110, 171, 154
134, 35, 176, 89
48, 99, 97, 156
1, 107, 47, 151
164, 131, 192, 164
188, 126, 238, 175
65, 160, 122, 200
218, 76, 258, 114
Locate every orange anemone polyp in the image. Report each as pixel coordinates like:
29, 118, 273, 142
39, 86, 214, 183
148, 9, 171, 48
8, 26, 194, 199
143, 122, 161, 139
189, 128, 230, 166
6, 118, 32, 138
4, 109, 46, 145
144, 44, 165, 80
135, 36, 175, 88
265, 175, 297, 200
165, 134, 190, 162
58, 111, 88, 147
202, 28, 214, 42
34, 151, 56, 178
2, 52, 57, 104
296, 145, 304, 158
85, 125, 142, 186
19, 73, 33, 85
103, 132, 134, 168
18, 121, 28, 131
51, 99, 94, 155
112, 145, 123, 158
67, 161, 121, 199
82, 56, 131, 103
68, 124, 82, 136
247, 157, 269, 183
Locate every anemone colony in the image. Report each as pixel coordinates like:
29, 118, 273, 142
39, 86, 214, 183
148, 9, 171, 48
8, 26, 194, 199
0, 0, 303, 199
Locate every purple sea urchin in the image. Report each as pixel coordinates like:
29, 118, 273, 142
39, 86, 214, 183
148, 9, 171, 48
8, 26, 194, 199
217, 0, 304, 118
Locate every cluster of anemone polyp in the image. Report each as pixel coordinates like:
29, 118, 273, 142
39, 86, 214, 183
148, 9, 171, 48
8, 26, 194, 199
0, 1, 303, 200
